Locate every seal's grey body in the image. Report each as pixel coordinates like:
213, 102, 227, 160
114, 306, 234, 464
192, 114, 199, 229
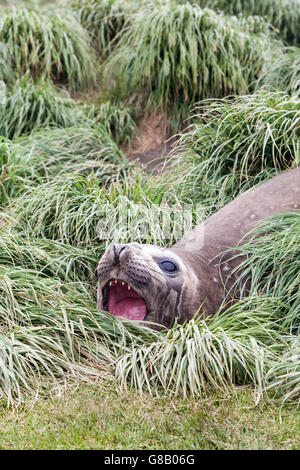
97, 168, 300, 328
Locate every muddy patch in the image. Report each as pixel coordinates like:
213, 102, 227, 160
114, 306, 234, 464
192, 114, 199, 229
123, 114, 178, 173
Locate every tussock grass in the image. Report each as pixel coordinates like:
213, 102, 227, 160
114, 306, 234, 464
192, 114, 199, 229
168, 90, 300, 208
115, 298, 282, 399
0, 140, 21, 204
230, 213, 300, 404
0, 78, 85, 140
7, 174, 110, 246
0, 125, 125, 205
106, 2, 279, 129
266, 337, 300, 405
0, 42, 13, 82
0, 8, 96, 90
73, 0, 135, 56
231, 213, 300, 334
7, 166, 173, 246
0, 230, 100, 283
12, 124, 125, 171
0, 263, 111, 404
258, 47, 300, 97
193, 0, 300, 45
93, 101, 136, 145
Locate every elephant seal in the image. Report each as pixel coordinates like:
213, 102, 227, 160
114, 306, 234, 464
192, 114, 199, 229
97, 167, 300, 328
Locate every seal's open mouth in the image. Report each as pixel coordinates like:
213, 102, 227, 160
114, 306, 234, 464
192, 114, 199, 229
103, 280, 147, 321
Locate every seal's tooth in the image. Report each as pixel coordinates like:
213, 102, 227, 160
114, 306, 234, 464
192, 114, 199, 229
122, 282, 125, 286
128, 285, 131, 290
109, 281, 112, 286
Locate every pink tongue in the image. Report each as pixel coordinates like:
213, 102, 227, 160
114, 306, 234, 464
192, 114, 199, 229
112, 299, 146, 320
108, 282, 146, 321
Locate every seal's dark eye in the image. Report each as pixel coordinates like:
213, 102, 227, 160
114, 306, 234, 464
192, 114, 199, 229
157, 258, 179, 274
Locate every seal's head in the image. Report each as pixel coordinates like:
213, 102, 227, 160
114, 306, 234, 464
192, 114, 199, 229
97, 242, 201, 328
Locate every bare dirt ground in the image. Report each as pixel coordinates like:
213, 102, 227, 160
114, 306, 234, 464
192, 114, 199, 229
123, 113, 179, 173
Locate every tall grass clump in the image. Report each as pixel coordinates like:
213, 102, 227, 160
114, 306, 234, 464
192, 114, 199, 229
0, 42, 13, 82
229, 212, 300, 402
258, 47, 300, 97
0, 262, 115, 404
191, 0, 300, 46
0, 8, 96, 90
0, 225, 112, 404
265, 337, 300, 405
0, 140, 19, 204
168, 90, 300, 209
5, 170, 123, 246
114, 294, 298, 402
7, 165, 178, 247
5, 174, 110, 246
0, 78, 86, 140
106, 2, 279, 129
0, 229, 100, 284
231, 213, 300, 335
0, 124, 126, 206
115, 298, 284, 399
93, 101, 136, 145
13, 124, 125, 169
72, 0, 136, 57
10, 124, 125, 176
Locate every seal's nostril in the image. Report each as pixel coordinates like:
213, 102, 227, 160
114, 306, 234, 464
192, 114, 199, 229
112, 244, 128, 265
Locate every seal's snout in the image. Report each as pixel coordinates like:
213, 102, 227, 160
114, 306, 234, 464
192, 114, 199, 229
112, 244, 128, 265
110, 243, 142, 266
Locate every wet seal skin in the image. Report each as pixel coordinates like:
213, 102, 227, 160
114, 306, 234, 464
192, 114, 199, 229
97, 167, 300, 328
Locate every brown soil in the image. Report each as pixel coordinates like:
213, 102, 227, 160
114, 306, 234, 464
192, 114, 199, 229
123, 113, 179, 174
